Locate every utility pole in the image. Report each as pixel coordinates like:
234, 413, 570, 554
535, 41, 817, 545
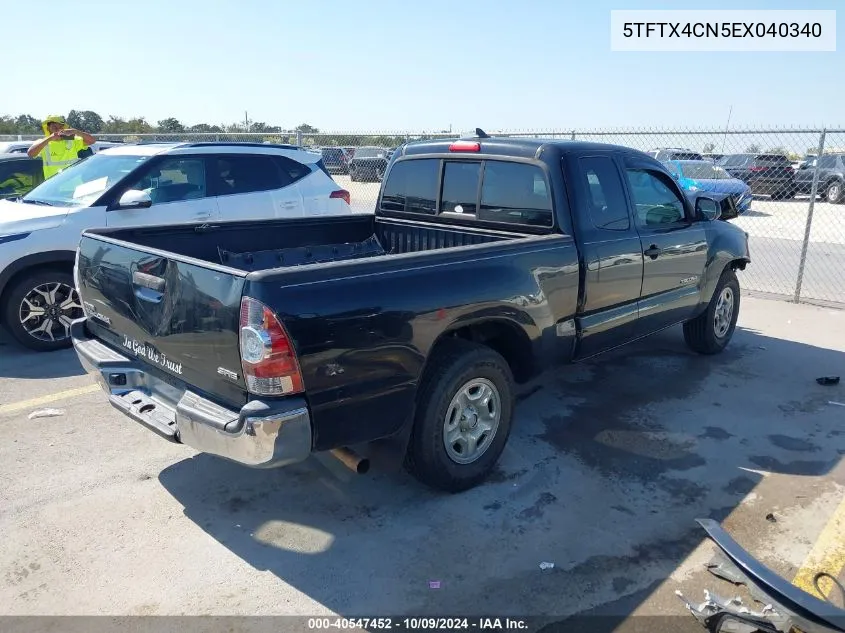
244, 111, 249, 133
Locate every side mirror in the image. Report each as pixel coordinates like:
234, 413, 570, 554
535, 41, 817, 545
116, 189, 152, 210
696, 197, 721, 221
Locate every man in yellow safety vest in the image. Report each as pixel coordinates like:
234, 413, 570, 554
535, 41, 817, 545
27, 114, 97, 179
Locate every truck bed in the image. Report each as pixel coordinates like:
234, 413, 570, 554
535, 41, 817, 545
76, 214, 575, 433
89, 214, 529, 273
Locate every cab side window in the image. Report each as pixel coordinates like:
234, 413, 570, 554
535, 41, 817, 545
479, 161, 553, 227
625, 169, 687, 227
578, 156, 630, 231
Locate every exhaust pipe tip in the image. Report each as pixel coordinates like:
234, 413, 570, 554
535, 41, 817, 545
330, 447, 370, 475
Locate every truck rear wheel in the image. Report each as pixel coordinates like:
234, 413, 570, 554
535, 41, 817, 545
683, 268, 740, 355
2, 269, 84, 352
406, 339, 515, 493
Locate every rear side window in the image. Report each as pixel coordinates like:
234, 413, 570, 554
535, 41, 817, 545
380, 158, 439, 214
441, 161, 480, 214
479, 161, 553, 227
212, 155, 286, 195
578, 156, 630, 231
275, 156, 311, 183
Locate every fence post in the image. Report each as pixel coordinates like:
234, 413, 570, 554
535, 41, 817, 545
296, 130, 303, 147
794, 129, 826, 303
570, 130, 576, 141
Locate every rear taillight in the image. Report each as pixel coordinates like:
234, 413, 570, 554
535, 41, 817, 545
449, 140, 481, 152
331, 189, 351, 205
749, 166, 767, 172
239, 296, 303, 396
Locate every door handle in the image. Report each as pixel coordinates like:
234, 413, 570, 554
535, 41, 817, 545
644, 245, 662, 259
133, 270, 166, 303
194, 210, 212, 219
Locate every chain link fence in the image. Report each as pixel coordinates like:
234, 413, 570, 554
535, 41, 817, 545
3, 127, 843, 307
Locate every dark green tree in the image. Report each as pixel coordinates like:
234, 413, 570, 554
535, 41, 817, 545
67, 110, 104, 133
157, 117, 185, 133
14, 114, 41, 134
188, 123, 224, 133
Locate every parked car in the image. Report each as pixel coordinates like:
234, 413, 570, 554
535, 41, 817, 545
716, 153, 797, 200
795, 152, 845, 203
0, 141, 34, 154
348, 146, 392, 181
701, 153, 725, 163
665, 160, 752, 215
319, 146, 351, 175
0, 155, 44, 200
648, 148, 704, 161
71, 132, 750, 493
0, 139, 125, 157
0, 142, 351, 352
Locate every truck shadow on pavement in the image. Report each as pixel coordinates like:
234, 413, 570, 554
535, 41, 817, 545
0, 331, 86, 380
158, 325, 845, 627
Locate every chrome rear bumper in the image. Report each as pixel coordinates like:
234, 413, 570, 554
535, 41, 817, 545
71, 319, 313, 469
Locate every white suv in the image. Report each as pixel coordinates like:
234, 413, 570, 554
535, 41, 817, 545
0, 142, 352, 352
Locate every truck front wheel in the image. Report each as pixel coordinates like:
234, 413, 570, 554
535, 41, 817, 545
406, 339, 515, 493
683, 268, 740, 355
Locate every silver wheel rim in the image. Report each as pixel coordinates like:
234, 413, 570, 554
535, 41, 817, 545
442, 378, 501, 465
19, 282, 83, 343
829, 184, 840, 201
713, 286, 735, 339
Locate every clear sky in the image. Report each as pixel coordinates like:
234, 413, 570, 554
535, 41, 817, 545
2, 0, 842, 133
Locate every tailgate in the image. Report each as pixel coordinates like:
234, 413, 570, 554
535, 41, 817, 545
75, 233, 249, 409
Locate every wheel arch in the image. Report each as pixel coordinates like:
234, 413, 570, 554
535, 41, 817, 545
0, 251, 77, 320
422, 317, 536, 387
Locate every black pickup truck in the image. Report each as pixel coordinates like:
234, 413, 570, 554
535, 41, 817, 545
71, 133, 750, 492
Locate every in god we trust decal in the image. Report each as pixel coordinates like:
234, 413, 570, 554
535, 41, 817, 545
122, 335, 184, 376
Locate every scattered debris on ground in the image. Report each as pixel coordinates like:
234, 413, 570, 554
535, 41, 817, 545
27, 408, 65, 419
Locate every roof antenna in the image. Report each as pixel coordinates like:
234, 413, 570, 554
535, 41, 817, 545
475, 128, 490, 138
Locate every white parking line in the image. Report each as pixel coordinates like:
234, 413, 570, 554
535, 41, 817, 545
0, 383, 100, 416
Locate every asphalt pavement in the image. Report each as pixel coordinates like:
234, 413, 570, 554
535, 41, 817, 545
2, 296, 844, 632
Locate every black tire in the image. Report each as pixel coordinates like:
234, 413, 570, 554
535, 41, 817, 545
406, 339, 515, 493
683, 268, 740, 355
349, 167, 358, 182
2, 269, 82, 352
826, 180, 844, 204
